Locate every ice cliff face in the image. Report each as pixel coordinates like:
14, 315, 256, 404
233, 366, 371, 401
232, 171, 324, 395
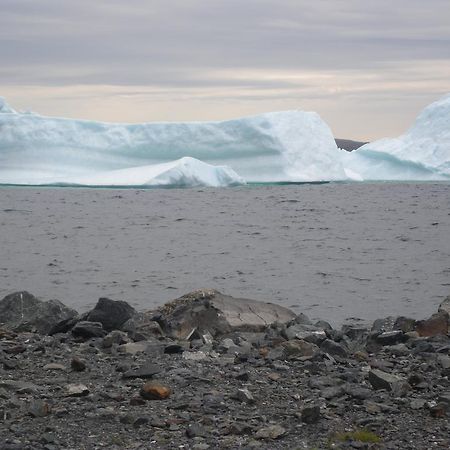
0, 94, 449, 186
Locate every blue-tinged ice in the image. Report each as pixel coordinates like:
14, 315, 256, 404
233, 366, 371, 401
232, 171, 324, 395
343, 94, 450, 181
0, 94, 449, 186
0, 98, 344, 186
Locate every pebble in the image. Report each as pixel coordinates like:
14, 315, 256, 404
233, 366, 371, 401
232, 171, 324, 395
255, 424, 287, 440
70, 356, 86, 372
65, 383, 90, 397
140, 381, 171, 400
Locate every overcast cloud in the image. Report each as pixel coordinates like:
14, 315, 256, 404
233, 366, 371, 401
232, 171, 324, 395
1, 0, 449, 139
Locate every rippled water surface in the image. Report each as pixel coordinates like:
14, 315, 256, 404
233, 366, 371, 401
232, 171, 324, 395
0, 183, 449, 325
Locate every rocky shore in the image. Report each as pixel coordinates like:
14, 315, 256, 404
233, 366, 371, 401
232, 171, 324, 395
1, 289, 449, 449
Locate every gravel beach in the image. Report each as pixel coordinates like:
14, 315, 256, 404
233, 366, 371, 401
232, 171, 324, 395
0, 289, 449, 449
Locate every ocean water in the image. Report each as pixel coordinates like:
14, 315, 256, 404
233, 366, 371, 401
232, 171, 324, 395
0, 182, 449, 326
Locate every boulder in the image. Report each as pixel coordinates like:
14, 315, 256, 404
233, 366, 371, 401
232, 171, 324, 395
0, 291, 77, 334
157, 289, 296, 339
85, 297, 136, 332
320, 339, 348, 358
121, 313, 164, 340
415, 312, 449, 337
368, 369, 409, 395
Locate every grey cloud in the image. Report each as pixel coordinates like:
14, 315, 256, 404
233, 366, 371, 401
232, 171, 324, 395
0, 0, 449, 87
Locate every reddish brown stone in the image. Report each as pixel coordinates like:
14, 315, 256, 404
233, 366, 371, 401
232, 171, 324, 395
415, 312, 449, 337
430, 404, 447, 418
140, 381, 171, 400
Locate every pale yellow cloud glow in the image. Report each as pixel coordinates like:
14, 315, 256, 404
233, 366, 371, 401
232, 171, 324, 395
3, 60, 449, 141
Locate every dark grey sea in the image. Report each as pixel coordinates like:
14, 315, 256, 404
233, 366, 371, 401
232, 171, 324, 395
1, 182, 449, 326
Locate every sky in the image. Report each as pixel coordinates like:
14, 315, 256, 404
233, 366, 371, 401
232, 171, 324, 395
0, 0, 449, 141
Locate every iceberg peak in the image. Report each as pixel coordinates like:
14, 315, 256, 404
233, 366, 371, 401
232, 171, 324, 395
0, 97, 16, 114
343, 93, 450, 180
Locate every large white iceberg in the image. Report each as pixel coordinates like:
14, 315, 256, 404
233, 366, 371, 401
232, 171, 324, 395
344, 94, 450, 181
0, 94, 449, 186
0, 97, 345, 186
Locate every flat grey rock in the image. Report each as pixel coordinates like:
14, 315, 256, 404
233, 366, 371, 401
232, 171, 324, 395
158, 289, 296, 338
122, 363, 161, 379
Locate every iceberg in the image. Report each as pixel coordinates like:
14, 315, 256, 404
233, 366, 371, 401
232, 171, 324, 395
54, 157, 245, 188
0, 97, 345, 186
0, 94, 449, 186
344, 94, 450, 181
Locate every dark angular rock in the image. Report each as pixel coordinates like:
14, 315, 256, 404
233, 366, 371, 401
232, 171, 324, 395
186, 423, 207, 438
48, 316, 80, 335
438, 392, 450, 407
164, 343, 185, 354
393, 316, 416, 333
70, 357, 86, 372
368, 369, 409, 395
120, 314, 164, 341
227, 422, 254, 435
0, 291, 77, 334
320, 339, 348, 358
385, 343, 410, 357
411, 340, 436, 354
314, 320, 333, 331
28, 400, 51, 418
375, 330, 407, 346
235, 370, 250, 381
85, 297, 136, 332
345, 385, 372, 400
71, 321, 106, 339
133, 416, 150, 428
372, 317, 396, 333
301, 405, 321, 424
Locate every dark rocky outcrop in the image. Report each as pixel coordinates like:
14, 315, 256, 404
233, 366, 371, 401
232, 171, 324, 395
335, 138, 367, 151
0, 291, 77, 334
85, 297, 137, 332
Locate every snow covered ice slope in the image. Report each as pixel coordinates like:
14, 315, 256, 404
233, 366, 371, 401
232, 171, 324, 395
343, 94, 450, 181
